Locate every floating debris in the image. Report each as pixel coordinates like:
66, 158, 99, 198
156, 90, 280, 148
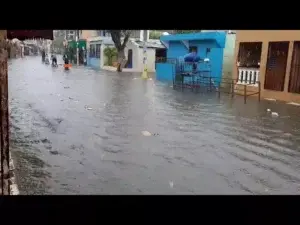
267, 109, 271, 112
169, 181, 174, 188
148, 78, 153, 81
85, 106, 93, 110
271, 112, 279, 117
141, 131, 152, 136
287, 102, 300, 106
264, 98, 276, 101
60, 99, 64, 101
69, 97, 73, 100
133, 78, 138, 80
280, 116, 290, 119
64, 86, 70, 89
50, 150, 59, 155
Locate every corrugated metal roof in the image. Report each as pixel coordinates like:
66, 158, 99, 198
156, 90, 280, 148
134, 40, 165, 49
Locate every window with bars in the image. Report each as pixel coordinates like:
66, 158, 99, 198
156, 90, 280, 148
237, 42, 262, 68
89, 44, 96, 58
96, 44, 101, 58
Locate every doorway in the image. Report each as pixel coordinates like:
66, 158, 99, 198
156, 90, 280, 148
126, 49, 133, 68
264, 41, 289, 91
289, 41, 300, 93
155, 48, 167, 63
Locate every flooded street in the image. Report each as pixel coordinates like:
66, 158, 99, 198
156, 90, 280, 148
8, 56, 300, 195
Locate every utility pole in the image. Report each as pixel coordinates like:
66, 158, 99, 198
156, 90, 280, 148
141, 30, 149, 79
76, 30, 79, 66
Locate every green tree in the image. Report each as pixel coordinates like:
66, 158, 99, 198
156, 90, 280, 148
104, 47, 117, 66
51, 36, 65, 53
107, 30, 132, 72
150, 31, 162, 39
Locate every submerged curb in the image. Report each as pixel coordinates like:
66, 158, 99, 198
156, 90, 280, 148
9, 152, 19, 195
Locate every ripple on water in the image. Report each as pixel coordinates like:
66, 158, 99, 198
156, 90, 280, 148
8, 57, 300, 194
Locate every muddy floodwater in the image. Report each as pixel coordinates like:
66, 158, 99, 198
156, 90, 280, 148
8, 56, 300, 194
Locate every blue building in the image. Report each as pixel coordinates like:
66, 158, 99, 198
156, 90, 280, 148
86, 37, 115, 69
156, 32, 227, 84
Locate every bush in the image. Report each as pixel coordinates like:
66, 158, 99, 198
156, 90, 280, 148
104, 47, 117, 66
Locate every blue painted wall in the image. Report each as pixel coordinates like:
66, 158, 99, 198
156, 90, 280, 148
167, 42, 187, 58
87, 57, 100, 68
87, 41, 101, 69
155, 63, 175, 83
156, 32, 227, 84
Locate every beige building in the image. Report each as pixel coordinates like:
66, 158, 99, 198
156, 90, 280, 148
233, 30, 300, 103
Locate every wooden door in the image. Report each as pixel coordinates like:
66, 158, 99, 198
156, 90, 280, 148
264, 42, 289, 91
289, 41, 300, 93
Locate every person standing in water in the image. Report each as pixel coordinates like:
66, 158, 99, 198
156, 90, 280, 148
63, 54, 70, 70
51, 54, 57, 67
41, 49, 46, 63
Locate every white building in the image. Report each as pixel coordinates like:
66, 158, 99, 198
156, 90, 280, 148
85, 30, 165, 72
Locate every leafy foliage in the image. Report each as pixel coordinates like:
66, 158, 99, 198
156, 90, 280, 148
149, 31, 162, 39
104, 47, 117, 66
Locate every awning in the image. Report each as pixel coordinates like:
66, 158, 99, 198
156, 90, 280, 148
7, 30, 53, 40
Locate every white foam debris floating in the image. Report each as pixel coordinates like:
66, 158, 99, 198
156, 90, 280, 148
287, 102, 300, 106
84, 106, 93, 110
169, 181, 174, 188
267, 109, 271, 112
141, 131, 152, 136
264, 98, 276, 101
271, 112, 279, 117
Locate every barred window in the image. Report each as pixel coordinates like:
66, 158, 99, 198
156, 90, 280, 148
89, 44, 96, 58
96, 44, 101, 58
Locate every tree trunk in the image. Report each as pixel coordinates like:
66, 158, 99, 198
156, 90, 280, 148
117, 48, 125, 72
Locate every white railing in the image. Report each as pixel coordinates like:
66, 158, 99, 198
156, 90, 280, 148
237, 67, 260, 86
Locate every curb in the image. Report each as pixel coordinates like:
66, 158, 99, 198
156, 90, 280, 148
8, 152, 19, 195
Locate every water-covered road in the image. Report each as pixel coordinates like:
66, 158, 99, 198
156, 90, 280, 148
8, 56, 300, 194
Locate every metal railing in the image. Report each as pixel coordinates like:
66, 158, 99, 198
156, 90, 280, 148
172, 74, 261, 104
237, 67, 260, 85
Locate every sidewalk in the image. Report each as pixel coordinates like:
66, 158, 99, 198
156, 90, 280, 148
0, 159, 10, 195
0, 153, 19, 195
